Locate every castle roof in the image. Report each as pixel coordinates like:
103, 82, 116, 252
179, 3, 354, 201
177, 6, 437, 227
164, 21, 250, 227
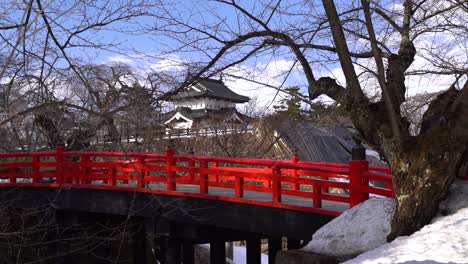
168, 78, 250, 103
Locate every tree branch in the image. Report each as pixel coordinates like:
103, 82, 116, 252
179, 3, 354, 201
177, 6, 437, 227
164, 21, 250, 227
361, 0, 403, 142
322, 0, 365, 105
450, 78, 468, 113
265, 39, 391, 58
374, 7, 402, 32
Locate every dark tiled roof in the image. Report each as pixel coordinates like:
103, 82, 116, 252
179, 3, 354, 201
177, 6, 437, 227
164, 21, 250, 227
272, 119, 386, 166
168, 78, 250, 103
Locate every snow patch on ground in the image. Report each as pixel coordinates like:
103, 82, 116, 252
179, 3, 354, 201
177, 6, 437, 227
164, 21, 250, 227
438, 179, 468, 216
301, 198, 395, 256
344, 180, 468, 264
232, 246, 269, 264
344, 207, 468, 264
198, 244, 269, 264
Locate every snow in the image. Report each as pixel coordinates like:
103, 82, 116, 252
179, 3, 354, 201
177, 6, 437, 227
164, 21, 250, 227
344, 180, 468, 264
301, 198, 395, 256
344, 207, 468, 264
438, 179, 468, 215
232, 245, 269, 264
197, 244, 269, 264
194, 181, 468, 264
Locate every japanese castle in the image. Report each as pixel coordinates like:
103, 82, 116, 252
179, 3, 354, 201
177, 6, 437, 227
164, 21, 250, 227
163, 78, 251, 135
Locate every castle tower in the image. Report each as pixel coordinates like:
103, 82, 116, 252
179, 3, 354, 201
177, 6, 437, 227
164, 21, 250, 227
163, 78, 251, 132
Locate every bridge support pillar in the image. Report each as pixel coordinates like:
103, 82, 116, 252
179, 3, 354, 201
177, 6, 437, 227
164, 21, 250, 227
210, 239, 226, 264
182, 241, 194, 264
133, 227, 146, 264
144, 218, 156, 264
161, 237, 181, 264
287, 238, 301, 250
268, 236, 282, 264
51, 209, 66, 264
247, 237, 261, 264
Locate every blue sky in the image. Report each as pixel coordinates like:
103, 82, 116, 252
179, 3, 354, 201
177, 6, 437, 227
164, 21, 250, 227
9, 0, 462, 113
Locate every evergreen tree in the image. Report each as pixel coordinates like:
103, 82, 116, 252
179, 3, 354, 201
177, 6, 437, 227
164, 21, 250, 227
273, 87, 304, 119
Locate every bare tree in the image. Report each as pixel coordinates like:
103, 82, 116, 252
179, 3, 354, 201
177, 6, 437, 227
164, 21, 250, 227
1, 0, 467, 252
148, 0, 468, 238
0, 1, 165, 262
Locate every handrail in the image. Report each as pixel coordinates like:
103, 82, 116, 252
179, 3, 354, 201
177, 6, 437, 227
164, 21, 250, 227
0, 147, 394, 215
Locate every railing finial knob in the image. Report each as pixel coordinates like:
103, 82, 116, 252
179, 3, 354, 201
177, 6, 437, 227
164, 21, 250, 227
351, 137, 366, 161
292, 147, 299, 159
188, 147, 194, 155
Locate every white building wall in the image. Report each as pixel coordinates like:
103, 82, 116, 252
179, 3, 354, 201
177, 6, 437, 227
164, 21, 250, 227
175, 98, 235, 110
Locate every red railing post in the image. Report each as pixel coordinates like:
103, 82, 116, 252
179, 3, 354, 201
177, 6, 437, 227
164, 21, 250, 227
312, 182, 322, 208
272, 167, 281, 202
109, 167, 117, 186
166, 148, 176, 191
291, 154, 299, 191
9, 164, 16, 184
138, 156, 146, 189
235, 175, 244, 198
362, 161, 369, 200
349, 160, 369, 207
32, 154, 40, 184
321, 176, 329, 193
80, 154, 89, 184
199, 160, 208, 194
55, 145, 65, 184
212, 161, 219, 183
263, 166, 271, 188
188, 159, 195, 182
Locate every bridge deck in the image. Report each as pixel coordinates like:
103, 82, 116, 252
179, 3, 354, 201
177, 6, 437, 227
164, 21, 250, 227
113, 182, 350, 212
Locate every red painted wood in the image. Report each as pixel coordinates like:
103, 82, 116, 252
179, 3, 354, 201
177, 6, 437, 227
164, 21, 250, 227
80, 154, 90, 184
138, 156, 146, 188
109, 167, 117, 186
188, 160, 195, 181
199, 160, 208, 194
32, 155, 40, 184
272, 167, 281, 203
312, 182, 322, 208
9, 164, 16, 184
56, 146, 65, 184
320, 176, 329, 193
235, 175, 244, 198
212, 162, 219, 183
291, 155, 299, 191
166, 148, 176, 191
349, 160, 369, 207
0, 149, 395, 215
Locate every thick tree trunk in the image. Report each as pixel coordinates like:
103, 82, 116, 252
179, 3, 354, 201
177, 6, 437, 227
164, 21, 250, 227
387, 87, 468, 239
35, 113, 64, 148
103, 116, 121, 144
348, 86, 468, 239
388, 146, 454, 240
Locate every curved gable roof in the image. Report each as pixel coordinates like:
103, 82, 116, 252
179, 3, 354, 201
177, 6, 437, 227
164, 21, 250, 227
168, 78, 250, 103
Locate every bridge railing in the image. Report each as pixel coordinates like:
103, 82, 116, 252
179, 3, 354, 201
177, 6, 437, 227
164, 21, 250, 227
0, 147, 394, 215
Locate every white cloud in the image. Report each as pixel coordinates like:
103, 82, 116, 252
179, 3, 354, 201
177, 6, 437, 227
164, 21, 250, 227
106, 55, 135, 65
148, 54, 186, 72
222, 58, 306, 114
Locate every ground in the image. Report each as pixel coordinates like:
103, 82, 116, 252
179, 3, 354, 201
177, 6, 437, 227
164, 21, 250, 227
198, 244, 269, 264
344, 180, 468, 264
301, 198, 395, 257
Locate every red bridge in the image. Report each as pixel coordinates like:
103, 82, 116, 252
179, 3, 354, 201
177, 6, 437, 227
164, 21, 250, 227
0, 147, 394, 264
0, 146, 393, 216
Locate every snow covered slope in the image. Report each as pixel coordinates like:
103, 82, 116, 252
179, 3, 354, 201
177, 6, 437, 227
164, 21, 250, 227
344, 207, 468, 264
344, 180, 468, 264
301, 198, 395, 256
